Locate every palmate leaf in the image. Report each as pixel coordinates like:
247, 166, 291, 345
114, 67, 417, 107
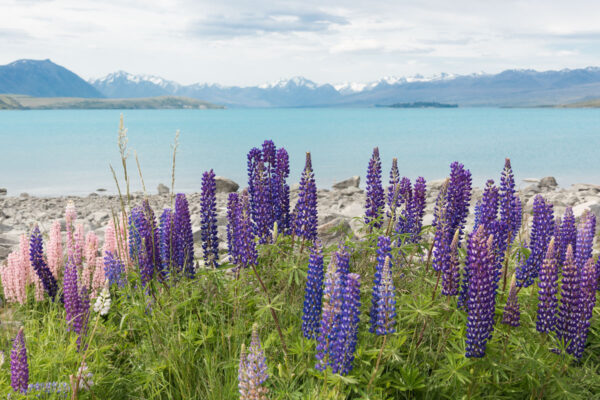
392, 365, 426, 392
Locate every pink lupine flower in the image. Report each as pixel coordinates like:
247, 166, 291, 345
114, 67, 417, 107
65, 201, 77, 260
47, 221, 63, 279
91, 256, 105, 297
73, 224, 85, 267
1, 252, 27, 304
85, 232, 98, 264
102, 219, 117, 256
18, 235, 32, 283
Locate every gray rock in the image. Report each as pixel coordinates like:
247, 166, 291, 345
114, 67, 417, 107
214, 176, 239, 193
522, 178, 540, 184
340, 187, 364, 196
539, 176, 558, 189
332, 176, 360, 190
0, 188, 6, 196
427, 179, 447, 191
571, 183, 600, 194
19, 193, 29, 198
520, 184, 541, 196
96, 188, 107, 192
572, 201, 600, 220
317, 217, 351, 246
157, 183, 170, 195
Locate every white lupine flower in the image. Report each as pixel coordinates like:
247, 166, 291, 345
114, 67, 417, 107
93, 287, 111, 316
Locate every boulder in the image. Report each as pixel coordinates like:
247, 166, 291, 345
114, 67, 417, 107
157, 183, 170, 195
572, 201, 600, 220
538, 176, 558, 189
0, 188, 6, 196
317, 217, 352, 247
339, 187, 364, 197
214, 177, 239, 193
332, 176, 360, 190
571, 183, 600, 194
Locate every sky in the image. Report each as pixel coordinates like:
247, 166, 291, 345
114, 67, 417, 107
1, 0, 600, 86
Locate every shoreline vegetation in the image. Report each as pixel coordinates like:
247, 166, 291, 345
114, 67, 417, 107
0, 118, 599, 398
375, 101, 458, 108
0, 94, 224, 110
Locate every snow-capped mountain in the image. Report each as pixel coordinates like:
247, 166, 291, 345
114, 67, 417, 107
89, 71, 181, 98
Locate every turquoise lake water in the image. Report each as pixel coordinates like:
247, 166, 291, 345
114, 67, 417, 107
0, 108, 598, 196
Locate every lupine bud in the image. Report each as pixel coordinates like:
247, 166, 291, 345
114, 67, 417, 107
236, 190, 258, 269
159, 208, 174, 279
292, 152, 318, 242
465, 227, 497, 358
556, 207, 576, 268
387, 158, 400, 222
226, 193, 240, 262
516, 195, 554, 287
370, 236, 392, 333
238, 324, 269, 400
374, 256, 396, 336
29, 226, 59, 301
536, 238, 559, 333
556, 245, 580, 354
201, 170, 220, 267
302, 240, 324, 339
442, 229, 461, 296
174, 194, 195, 278
365, 147, 384, 228
274, 148, 291, 233
498, 158, 521, 256
10, 328, 28, 394
501, 275, 520, 327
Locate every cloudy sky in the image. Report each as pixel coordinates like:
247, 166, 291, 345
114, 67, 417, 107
1, 0, 599, 85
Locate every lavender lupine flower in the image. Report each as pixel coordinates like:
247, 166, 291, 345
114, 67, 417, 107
174, 194, 195, 277
370, 236, 392, 333
292, 152, 318, 242
29, 225, 59, 301
556, 246, 580, 354
364, 147, 385, 229
557, 207, 576, 268
274, 148, 291, 233
536, 238, 559, 333
334, 245, 351, 276
226, 193, 240, 262
64, 259, 81, 332
574, 211, 596, 272
473, 180, 499, 234
200, 170, 220, 268
247, 147, 262, 223
10, 328, 28, 394
432, 180, 451, 273
77, 287, 90, 351
315, 257, 343, 372
446, 161, 472, 241
387, 158, 400, 222
252, 162, 273, 244
374, 257, 396, 336
573, 258, 597, 358
129, 206, 155, 286
501, 276, 521, 327
333, 273, 361, 376
465, 227, 497, 358
103, 251, 125, 288
302, 240, 324, 339
498, 158, 522, 254
158, 208, 174, 279
238, 324, 269, 400
236, 190, 258, 269
408, 177, 427, 242
442, 229, 461, 296
516, 195, 554, 288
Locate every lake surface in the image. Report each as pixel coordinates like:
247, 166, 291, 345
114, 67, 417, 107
0, 108, 599, 196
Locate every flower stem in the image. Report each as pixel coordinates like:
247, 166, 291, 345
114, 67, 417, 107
368, 334, 388, 391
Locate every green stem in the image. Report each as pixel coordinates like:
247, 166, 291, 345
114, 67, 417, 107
368, 334, 388, 391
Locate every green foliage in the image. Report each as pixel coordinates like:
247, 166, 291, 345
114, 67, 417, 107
1, 225, 600, 399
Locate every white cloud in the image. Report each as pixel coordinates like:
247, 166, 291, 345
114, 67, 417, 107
0, 0, 599, 85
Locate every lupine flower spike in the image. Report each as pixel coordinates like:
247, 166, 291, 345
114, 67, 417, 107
370, 236, 392, 333
200, 170, 220, 268
556, 245, 580, 355
442, 229, 460, 296
501, 275, 520, 327
536, 238, 558, 333
573, 258, 597, 358
302, 240, 324, 339
10, 328, 28, 394
292, 152, 318, 245
29, 226, 59, 301
365, 147, 384, 229
238, 324, 269, 400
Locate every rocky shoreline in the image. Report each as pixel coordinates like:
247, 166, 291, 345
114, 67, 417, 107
1, 175, 599, 261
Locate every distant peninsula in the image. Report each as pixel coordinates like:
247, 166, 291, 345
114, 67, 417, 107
0, 94, 224, 110
376, 101, 458, 108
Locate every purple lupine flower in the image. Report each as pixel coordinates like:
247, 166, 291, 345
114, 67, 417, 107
315, 256, 343, 372
10, 328, 28, 394
334, 245, 351, 276
446, 161, 472, 241
536, 238, 559, 333
158, 208, 174, 279
374, 256, 396, 336
63, 259, 81, 332
200, 170, 220, 268
432, 180, 451, 273
292, 152, 318, 242
103, 251, 125, 288
573, 258, 597, 358
226, 193, 240, 262
143, 199, 161, 270
556, 245, 580, 354
516, 195, 554, 288
274, 148, 291, 233
473, 180, 499, 234
236, 190, 258, 269
408, 177, 427, 242
442, 229, 460, 296
364, 147, 385, 229
501, 276, 520, 327
129, 206, 155, 286
238, 324, 269, 400
498, 158, 522, 254
370, 236, 392, 333
302, 240, 324, 339
77, 286, 90, 351
465, 226, 497, 358
557, 207, 576, 268
574, 211, 596, 272
174, 194, 195, 278
387, 158, 400, 222
333, 272, 361, 376
29, 225, 59, 301
252, 161, 273, 244
247, 147, 262, 224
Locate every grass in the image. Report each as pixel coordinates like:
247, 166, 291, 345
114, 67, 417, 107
0, 224, 599, 399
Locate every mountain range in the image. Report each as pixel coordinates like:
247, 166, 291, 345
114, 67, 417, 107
3, 59, 600, 107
